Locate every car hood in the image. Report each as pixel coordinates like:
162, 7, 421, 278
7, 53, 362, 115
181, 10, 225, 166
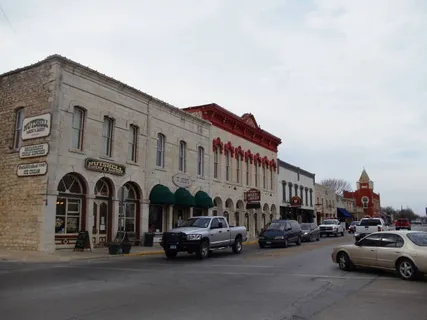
167, 227, 206, 234
261, 230, 284, 237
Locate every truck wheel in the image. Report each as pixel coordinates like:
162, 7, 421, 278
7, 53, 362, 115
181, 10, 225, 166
232, 237, 243, 254
165, 250, 177, 259
296, 236, 302, 246
197, 241, 209, 260
283, 238, 288, 248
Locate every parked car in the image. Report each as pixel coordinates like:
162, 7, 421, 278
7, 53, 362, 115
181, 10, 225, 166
160, 216, 247, 259
348, 221, 360, 234
331, 231, 427, 280
354, 217, 388, 241
395, 218, 411, 230
319, 219, 345, 237
258, 220, 302, 248
301, 223, 320, 242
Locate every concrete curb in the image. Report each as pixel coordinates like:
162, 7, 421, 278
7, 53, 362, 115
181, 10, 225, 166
123, 240, 259, 257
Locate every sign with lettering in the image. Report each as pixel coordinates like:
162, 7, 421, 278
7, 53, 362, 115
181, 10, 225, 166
84, 158, 126, 176
244, 188, 261, 202
17, 161, 48, 177
172, 173, 192, 188
21, 113, 51, 140
19, 143, 49, 159
290, 196, 302, 207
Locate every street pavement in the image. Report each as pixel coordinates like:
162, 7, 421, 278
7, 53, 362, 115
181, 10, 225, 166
1, 228, 427, 320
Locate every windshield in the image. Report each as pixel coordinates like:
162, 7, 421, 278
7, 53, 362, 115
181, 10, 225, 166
301, 223, 311, 230
322, 220, 336, 225
407, 232, 427, 247
360, 219, 381, 226
351, 221, 359, 226
179, 217, 211, 228
267, 222, 286, 231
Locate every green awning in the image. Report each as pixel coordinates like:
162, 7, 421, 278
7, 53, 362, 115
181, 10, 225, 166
174, 188, 195, 207
194, 191, 213, 208
149, 184, 175, 205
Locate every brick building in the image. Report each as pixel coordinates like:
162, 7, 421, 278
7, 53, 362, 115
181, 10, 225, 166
343, 169, 381, 218
0, 55, 281, 251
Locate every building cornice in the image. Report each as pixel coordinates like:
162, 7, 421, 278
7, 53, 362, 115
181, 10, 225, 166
277, 159, 315, 178
183, 103, 282, 152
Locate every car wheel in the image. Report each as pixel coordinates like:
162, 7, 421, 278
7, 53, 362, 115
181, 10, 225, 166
396, 258, 418, 280
197, 241, 209, 260
337, 252, 353, 271
341, 231, 344, 236
259, 243, 265, 249
296, 236, 302, 246
165, 250, 177, 259
316, 235, 320, 241
283, 238, 288, 248
232, 237, 243, 254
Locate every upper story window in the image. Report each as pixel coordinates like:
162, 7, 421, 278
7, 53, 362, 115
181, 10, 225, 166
305, 189, 309, 206
102, 117, 114, 157
270, 169, 273, 190
179, 141, 186, 172
197, 146, 204, 176
245, 159, 250, 185
213, 148, 219, 179
156, 133, 165, 168
236, 156, 241, 184
128, 125, 138, 162
262, 166, 266, 189
254, 164, 258, 187
13, 108, 24, 150
282, 181, 287, 202
300, 187, 304, 202
71, 107, 85, 150
225, 152, 230, 181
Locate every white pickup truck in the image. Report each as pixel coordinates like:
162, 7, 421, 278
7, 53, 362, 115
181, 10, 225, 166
319, 219, 345, 237
354, 217, 388, 241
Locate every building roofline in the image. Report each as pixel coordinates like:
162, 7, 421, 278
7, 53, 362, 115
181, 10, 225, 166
277, 159, 315, 178
1, 54, 211, 126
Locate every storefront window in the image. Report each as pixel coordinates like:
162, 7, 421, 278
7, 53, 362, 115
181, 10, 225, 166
122, 183, 138, 232
149, 206, 163, 232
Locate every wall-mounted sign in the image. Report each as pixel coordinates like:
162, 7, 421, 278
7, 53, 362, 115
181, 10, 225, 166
244, 188, 261, 202
19, 143, 49, 159
84, 158, 126, 176
172, 173, 192, 188
17, 161, 48, 177
290, 196, 302, 207
21, 113, 52, 140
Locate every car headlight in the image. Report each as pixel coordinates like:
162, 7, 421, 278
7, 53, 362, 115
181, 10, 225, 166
303, 232, 308, 235
187, 234, 202, 241
275, 236, 284, 240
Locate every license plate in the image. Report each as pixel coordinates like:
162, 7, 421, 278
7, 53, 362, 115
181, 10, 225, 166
266, 241, 271, 244
169, 245, 177, 249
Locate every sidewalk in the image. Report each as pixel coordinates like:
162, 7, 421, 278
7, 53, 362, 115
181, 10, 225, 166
0, 240, 258, 263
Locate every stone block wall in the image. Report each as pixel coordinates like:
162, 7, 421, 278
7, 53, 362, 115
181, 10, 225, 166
0, 61, 56, 251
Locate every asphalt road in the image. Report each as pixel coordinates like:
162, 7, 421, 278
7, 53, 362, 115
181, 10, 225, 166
1, 229, 427, 320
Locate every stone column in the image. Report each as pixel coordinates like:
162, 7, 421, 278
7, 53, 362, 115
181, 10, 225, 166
167, 206, 173, 230
190, 207, 194, 217
208, 208, 213, 216
86, 194, 95, 250
141, 200, 149, 235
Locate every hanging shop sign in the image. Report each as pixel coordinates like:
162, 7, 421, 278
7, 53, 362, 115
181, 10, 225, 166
17, 161, 48, 177
84, 158, 126, 176
172, 173, 192, 188
290, 196, 302, 207
21, 113, 52, 140
19, 143, 49, 159
244, 188, 261, 202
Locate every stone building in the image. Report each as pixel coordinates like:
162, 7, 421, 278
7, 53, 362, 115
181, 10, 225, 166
314, 183, 337, 224
336, 194, 355, 222
343, 169, 381, 218
183, 104, 281, 239
277, 160, 316, 223
0, 55, 213, 252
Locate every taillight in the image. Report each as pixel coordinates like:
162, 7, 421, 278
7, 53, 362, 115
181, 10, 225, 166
378, 226, 382, 232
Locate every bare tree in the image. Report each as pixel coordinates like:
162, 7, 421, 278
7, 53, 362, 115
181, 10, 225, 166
320, 179, 353, 195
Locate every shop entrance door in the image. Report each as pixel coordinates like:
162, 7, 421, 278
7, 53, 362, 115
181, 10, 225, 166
93, 200, 109, 247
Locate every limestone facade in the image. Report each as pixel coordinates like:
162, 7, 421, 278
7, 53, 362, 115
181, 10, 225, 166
0, 55, 212, 251
183, 104, 281, 239
314, 183, 337, 223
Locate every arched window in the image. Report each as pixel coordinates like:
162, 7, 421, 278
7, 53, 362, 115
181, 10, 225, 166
156, 133, 165, 167
235, 212, 240, 226
245, 213, 250, 231
262, 214, 266, 228
13, 108, 24, 150
122, 183, 139, 232
56, 174, 85, 235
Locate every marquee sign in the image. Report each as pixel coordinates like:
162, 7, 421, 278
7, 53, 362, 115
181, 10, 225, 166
244, 188, 261, 202
21, 113, 51, 140
84, 158, 126, 176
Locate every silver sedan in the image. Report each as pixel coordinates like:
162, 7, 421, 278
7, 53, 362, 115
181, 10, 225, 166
331, 230, 427, 280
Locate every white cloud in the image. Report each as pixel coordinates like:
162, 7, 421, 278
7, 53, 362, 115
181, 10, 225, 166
1, 0, 426, 214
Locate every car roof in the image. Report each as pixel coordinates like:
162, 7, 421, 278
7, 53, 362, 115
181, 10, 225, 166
369, 230, 425, 236
271, 219, 297, 223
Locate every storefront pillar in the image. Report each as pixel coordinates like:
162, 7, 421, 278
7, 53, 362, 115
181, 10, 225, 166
208, 208, 213, 216
141, 200, 150, 235
86, 195, 95, 250
190, 207, 194, 217
167, 206, 173, 230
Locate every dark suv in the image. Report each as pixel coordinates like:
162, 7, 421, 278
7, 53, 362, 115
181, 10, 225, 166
395, 218, 411, 230
258, 220, 302, 248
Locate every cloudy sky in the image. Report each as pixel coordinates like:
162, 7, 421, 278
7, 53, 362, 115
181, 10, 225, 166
1, 0, 426, 214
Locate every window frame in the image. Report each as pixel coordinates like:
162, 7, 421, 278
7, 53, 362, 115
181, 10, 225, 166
225, 151, 230, 181
179, 141, 186, 172
197, 146, 204, 176
13, 108, 24, 151
156, 133, 165, 168
102, 116, 114, 157
128, 124, 138, 162
213, 148, 219, 179
236, 156, 240, 184
72, 107, 85, 151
